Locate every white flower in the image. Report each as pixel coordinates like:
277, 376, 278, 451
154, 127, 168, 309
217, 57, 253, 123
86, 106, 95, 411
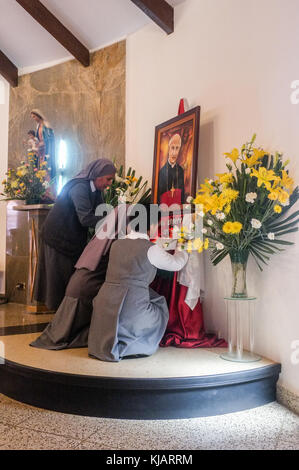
208, 179, 213, 184
251, 218, 262, 229
216, 212, 226, 220
118, 195, 126, 203
186, 196, 193, 203
207, 219, 213, 226
282, 199, 290, 206
267, 232, 275, 240
245, 192, 257, 204
245, 168, 251, 174
216, 242, 224, 250
201, 228, 207, 234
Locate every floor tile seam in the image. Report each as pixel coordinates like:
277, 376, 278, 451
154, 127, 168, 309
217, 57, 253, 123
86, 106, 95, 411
0, 423, 84, 447
13, 420, 104, 442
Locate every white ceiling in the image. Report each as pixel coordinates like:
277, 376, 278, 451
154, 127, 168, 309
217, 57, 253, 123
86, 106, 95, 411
0, 0, 185, 72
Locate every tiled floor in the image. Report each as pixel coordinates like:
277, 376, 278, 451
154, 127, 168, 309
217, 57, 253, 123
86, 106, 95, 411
0, 302, 54, 328
0, 393, 297, 450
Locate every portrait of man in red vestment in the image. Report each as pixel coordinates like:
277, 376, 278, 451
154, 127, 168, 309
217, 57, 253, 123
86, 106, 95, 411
152, 106, 201, 206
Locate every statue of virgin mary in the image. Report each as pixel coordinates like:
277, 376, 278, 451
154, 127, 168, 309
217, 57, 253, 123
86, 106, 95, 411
31, 109, 56, 180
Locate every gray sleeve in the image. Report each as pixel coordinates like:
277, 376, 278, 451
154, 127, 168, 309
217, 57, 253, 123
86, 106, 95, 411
69, 183, 101, 228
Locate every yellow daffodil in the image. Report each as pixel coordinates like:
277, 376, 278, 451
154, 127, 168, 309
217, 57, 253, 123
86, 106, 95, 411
16, 169, 27, 178
268, 188, 280, 201
281, 170, 294, 192
216, 173, 234, 186
224, 148, 239, 164
274, 205, 282, 214
187, 241, 193, 253
223, 221, 243, 234
244, 148, 267, 167
250, 167, 279, 191
193, 238, 203, 252
204, 238, 209, 250
221, 188, 239, 203
224, 204, 231, 214
268, 187, 290, 204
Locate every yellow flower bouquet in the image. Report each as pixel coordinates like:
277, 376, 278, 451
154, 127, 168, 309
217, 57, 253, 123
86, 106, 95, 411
1, 153, 52, 205
188, 135, 299, 297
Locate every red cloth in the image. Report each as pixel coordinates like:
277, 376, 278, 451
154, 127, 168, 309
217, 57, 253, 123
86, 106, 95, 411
151, 273, 227, 348
178, 98, 185, 115
160, 188, 182, 206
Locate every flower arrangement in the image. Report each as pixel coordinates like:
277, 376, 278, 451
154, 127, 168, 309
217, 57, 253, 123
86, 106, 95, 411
104, 165, 151, 206
1, 153, 51, 205
179, 135, 299, 297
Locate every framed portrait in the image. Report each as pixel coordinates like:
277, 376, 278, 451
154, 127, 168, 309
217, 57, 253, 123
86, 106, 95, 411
152, 106, 200, 206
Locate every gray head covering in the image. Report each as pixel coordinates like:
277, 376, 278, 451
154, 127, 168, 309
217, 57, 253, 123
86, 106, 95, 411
74, 159, 116, 181
59, 158, 116, 197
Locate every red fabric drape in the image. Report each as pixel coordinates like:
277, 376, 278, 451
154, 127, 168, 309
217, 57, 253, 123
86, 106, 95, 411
151, 273, 227, 348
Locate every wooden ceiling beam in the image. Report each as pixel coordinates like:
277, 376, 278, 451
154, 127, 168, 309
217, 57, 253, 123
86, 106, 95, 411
16, 0, 90, 66
0, 50, 18, 87
130, 0, 174, 34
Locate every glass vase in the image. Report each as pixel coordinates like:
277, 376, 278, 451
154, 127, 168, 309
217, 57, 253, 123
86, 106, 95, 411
229, 249, 249, 298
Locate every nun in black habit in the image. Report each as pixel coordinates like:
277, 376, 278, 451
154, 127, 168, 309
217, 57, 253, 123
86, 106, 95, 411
34, 158, 116, 311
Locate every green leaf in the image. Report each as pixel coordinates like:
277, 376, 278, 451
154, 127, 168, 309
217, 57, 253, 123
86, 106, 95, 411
275, 228, 298, 237
266, 219, 299, 233
249, 246, 268, 264
268, 210, 299, 229
265, 239, 294, 246
211, 250, 229, 265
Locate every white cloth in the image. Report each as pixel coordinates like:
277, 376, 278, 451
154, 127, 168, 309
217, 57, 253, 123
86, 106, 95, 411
147, 244, 188, 271
157, 236, 205, 310
90, 180, 96, 192
177, 251, 204, 310
126, 230, 204, 309
126, 230, 188, 271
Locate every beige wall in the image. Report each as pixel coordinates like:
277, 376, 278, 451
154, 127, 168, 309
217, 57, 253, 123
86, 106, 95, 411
8, 40, 126, 177
126, 0, 299, 393
0, 78, 9, 294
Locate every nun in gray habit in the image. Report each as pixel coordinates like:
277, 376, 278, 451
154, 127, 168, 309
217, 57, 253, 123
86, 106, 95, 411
31, 206, 127, 350
31, 209, 188, 362
88, 227, 188, 362
34, 158, 116, 311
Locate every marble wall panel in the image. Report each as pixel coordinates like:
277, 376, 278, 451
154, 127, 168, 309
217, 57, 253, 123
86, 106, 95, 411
8, 41, 125, 177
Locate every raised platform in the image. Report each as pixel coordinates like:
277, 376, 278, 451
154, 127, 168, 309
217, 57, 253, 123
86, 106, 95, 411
0, 331, 281, 420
